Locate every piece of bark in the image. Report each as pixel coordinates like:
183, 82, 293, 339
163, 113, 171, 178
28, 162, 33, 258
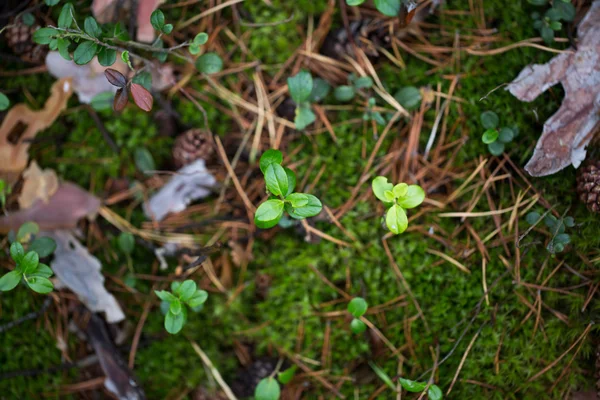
48, 230, 125, 323
18, 161, 59, 209
506, 0, 600, 176
0, 182, 101, 232
0, 78, 73, 185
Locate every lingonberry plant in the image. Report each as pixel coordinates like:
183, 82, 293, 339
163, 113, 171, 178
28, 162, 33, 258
369, 362, 443, 399
347, 297, 368, 334
287, 71, 330, 130
525, 211, 574, 254
254, 150, 323, 229
333, 73, 374, 102
529, 0, 575, 44
155, 280, 208, 334
480, 111, 518, 156
372, 177, 425, 234
254, 363, 296, 400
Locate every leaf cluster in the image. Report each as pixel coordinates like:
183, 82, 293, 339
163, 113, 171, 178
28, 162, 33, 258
480, 111, 518, 156
333, 73, 374, 102
155, 280, 208, 334
254, 366, 296, 400
529, 0, 575, 44
287, 71, 330, 130
526, 211, 574, 254
369, 362, 443, 399
372, 177, 425, 234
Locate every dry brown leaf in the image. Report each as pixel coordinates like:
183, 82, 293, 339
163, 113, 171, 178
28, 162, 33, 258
0, 78, 73, 185
507, 1, 600, 176
18, 161, 59, 209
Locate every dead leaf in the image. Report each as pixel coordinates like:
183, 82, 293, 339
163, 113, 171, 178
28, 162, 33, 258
47, 230, 125, 323
105, 68, 127, 88
143, 159, 216, 221
114, 88, 129, 112
130, 83, 153, 112
0, 182, 101, 232
0, 78, 73, 185
18, 161, 59, 209
507, 1, 600, 176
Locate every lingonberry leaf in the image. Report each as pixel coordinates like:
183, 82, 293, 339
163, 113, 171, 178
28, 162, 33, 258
130, 83, 153, 112
104, 68, 127, 88
113, 88, 129, 112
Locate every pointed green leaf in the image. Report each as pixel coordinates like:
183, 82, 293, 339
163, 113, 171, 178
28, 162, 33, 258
265, 164, 289, 197
155, 290, 178, 302
259, 149, 283, 174
10, 242, 25, 263
284, 168, 296, 196
150, 9, 165, 31
21, 251, 39, 274
399, 378, 427, 392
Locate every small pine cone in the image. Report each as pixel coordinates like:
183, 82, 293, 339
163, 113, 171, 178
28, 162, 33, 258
5, 20, 48, 64
576, 160, 600, 213
172, 129, 214, 168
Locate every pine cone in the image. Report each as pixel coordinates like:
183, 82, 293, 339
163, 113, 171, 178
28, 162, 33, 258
576, 160, 600, 213
172, 129, 214, 168
5, 20, 48, 64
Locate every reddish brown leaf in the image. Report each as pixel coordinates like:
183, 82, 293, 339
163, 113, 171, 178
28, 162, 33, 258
104, 68, 127, 88
113, 88, 128, 112
130, 83, 153, 112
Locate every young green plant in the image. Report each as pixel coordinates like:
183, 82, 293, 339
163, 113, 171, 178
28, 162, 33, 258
254, 150, 323, 229
333, 73, 374, 103
287, 71, 330, 130
372, 177, 425, 234
369, 362, 443, 399
525, 211, 573, 254
254, 362, 297, 400
530, 0, 575, 44
347, 297, 368, 334
480, 111, 518, 156
155, 280, 208, 334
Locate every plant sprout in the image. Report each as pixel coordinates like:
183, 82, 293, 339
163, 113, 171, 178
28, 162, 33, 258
372, 177, 425, 234
155, 280, 208, 334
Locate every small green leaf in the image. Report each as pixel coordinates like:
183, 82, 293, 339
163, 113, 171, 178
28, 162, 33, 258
58, 3, 74, 29
28, 237, 57, 258
564, 216, 575, 227
97, 47, 117, 66
374, 0, 401, 16
10, 242, 25, 263
171, 281, 181, 292
21, 13, 35, 26
386, 204, 408, 234
118, 232, 135, 255
294, 104, 316, 130
259, 149, 283, 174
287, 71, 313, 104
353, 76, 374, 89
0, 270, 22, 291
84, 16, 102, 38
189, 43, 201, 55
334, 85, 355, 102
350, 318, 367, 334
346, 0, 366, 5
480, 111, 499, 130
45, 0, 60, 5
554, 233, 570, 245
17, 221, 39, 242
372, 176, 394, 203
165, 310, 185, 334
187, 290, 208, 307
134, 147, 156, 173
498, 127, 515, 143
90, 91, 114, 111
482, 129, 499, 144
121, 50, 132, 69
265, 164, 289, 197
155, 290, 178, 302
397, 185, 425, 209
0, 93, 9, 111
392, 183, 408, 198
488, 141, 505, 156
150, 9, 165, 31
369, 362, 396, 390
33, 27, 58, 45
399, 378, 427, 392
26, 276, 53, 294
348, 297, 368, 317
30, 264, 53, 278
255, 378, 280, 400
57, 37, 71, 60
545, 8, 562, 21
194, 32, 209, 45
286, 194, 322, 219
132, 72, 152, 91
308, 78, 330, 102
554, 1, 575, 21
284, 168, 296, 196
162, 24, 173, 34
286, 193, 309, 208
384, 190, 395, 202
541, 26, 554, 44
428, 385, 443, 400
21, 251, 40, 274
549, 20, 562, 30
394, 86, 421, 110
278, 366, 297, 385
255, 199, 285, 229
170, 299, 182, 315
176, 280, 197, 301
74, 41, 98, 65
526, 211, 541, 225
195, 52, 223, 74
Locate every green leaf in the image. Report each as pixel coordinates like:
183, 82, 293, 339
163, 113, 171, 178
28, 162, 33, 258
73, 41, 98, 65
58, 3, 74, 29
165, 310, 185, 334
97, 47, 117, 66
372, 176, 394, 203
162, 24, 173, 34
21, 13, 35, 27
398, 185, 425, 209
90, 91, 114, 111
286, 194, 322, 219
84, 16, 102, 38
132, 72, 152, 91
369, 362, 396, 390
57, 38, 71, 60
394, 86, 421, 110
10, 242, 24, 262
334, 85, 355, 102
350, 318, 367, 334
28, 237, 57, 258
170, 299, 182, 315
498, 127, 515, 143
30, 264, 53, 279
564, 216, 575, 227
259, 149, 283, 174
287, 71, 313, 104
428, 385, 443, 400
527, 0, 548, 5
33, 27, 58, 45
155, 290, 178, 302
134, 147, 156, 173
386, 204, 408, 234
294, 104, 316, 130
348, 297, 368, 317
392, 183, 408, 198
17, 222, 39, 242
150, 9, 165, 31
526, 212, 541, 225
171, 281, 181, 292
353, 76, 374, 89
554, 1, 575, 21
117, 232, 135, 255
541, 26, 554, 44
265, 164, 289, 197
121, 50, 132, 69
255, 199, 285, 229
45, 0, 60, 5
545, 8, 562, 21
284, 168, 296, 196
488, 141, 505, 156
482, 129, 498, 144
189, 43, 201, 55
21, 251, 40, 274
480, 111, 499, 129
0, 93, 9, 111
255, 378, 280, 400
549, 20, 562, 31
194, 32, 209, 45
346, 0, 366, 5
374, 0, 401, 16
286, 193, 309, 208
399, 378, 427, 392
308, 78, 330, 103
0, 271, 22, 291
187, 290, 208, 307
554, 233, 570, 245
384, 190, 395, 202
26, 276, 53, 294
196, 52, 223, 74
176, 280, 197, 301
49, 38, 58, 51
278, 366, 297, 385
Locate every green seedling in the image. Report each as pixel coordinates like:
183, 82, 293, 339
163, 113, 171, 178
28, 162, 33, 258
369, 362, 443, 399
347, 297, 368, 334
155, 280, 208, 334
254, 150, 323, 229
287, 70, 330, 130
372, 177, 425, 234
526, 211, 574, 254
254, 364, 297, 400
529, 0, 575, 44
334, 73, 374, 103
480, 111, 518, 156
394, 86, 422, 111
